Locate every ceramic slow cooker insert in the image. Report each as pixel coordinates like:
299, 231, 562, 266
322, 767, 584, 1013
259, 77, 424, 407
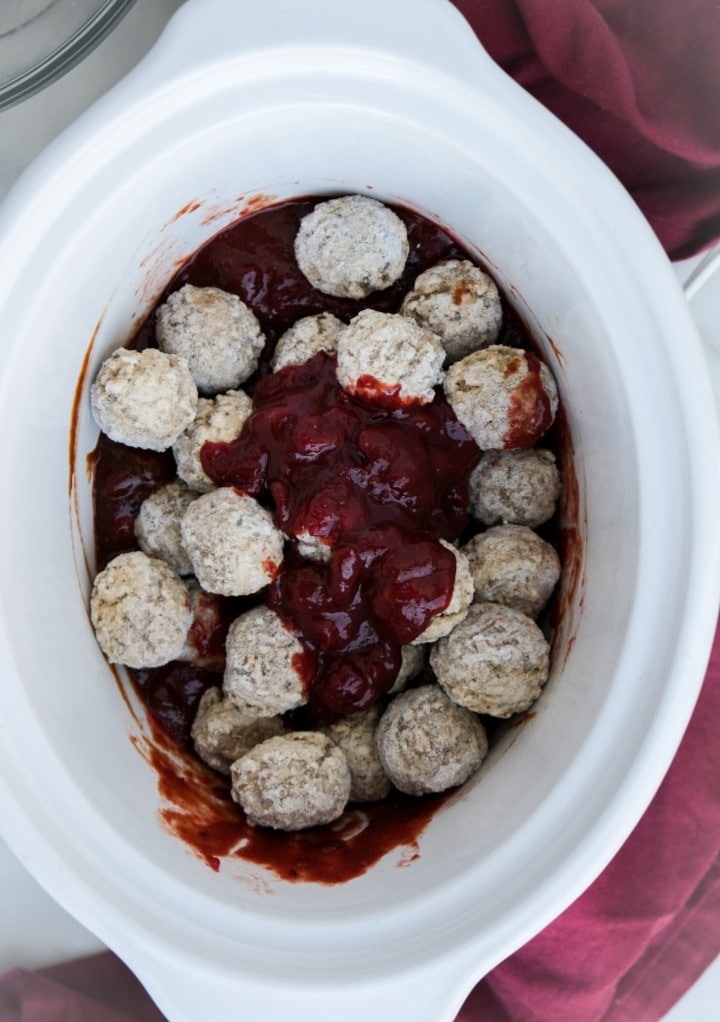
0, 1, 718, 1020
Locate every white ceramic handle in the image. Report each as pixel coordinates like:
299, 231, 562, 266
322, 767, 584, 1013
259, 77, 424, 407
127, 0, 505, 99
684, 246, 720, 421
123, 942, 479, 1022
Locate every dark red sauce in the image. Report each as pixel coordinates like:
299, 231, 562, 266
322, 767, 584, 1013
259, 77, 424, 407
91, 196, 556, 883
202, 349, 479, 716
143, 711, 449, 881
503, 350, 556, 449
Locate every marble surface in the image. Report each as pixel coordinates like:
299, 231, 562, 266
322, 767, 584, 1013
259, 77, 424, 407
0, 0, 717, 1017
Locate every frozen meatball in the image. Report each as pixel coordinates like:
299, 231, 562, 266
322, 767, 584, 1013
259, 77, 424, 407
294, 194, 409, 299
90, 551, 191, 669
90, 347, 197, 451
292, 531, 332, 563
173, 389, 253, 493
389, 644, 426, 695
336, 309, 444, 406
444, 345, 558, 451
412, 541, 474, 644
224, 605, 307, 715
181, 487, 283, 596
230, 732, 351, 830
430, 601, 550, 717
462, 525, 561, 619
191, 687, 285, 775
271, 313, 344, 371
322, 706, 391, 802
376, 685, 488, 796
401, 259, 502, 363
156, 284, 265, 394
134, 480, 199, 575
469, 448, 561, 527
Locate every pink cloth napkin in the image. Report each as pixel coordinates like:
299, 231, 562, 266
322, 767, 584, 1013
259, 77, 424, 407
2, 2, 719, 1019
452, 0, 720, 259
0, 955, 165, 1022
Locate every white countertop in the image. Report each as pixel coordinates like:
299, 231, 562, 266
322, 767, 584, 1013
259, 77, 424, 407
0, 1, 717, 1017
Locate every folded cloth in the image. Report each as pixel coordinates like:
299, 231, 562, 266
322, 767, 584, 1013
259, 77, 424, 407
0, 954, 166, 1022
451, 0, 720, 259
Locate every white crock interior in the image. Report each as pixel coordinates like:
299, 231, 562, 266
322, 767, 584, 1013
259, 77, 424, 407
0, 2, 718, 1020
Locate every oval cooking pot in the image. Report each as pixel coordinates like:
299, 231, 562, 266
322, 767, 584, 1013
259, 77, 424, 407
0, 1, 719, 1020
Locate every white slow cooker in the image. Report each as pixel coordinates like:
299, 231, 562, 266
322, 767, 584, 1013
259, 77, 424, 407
0, 1, 719, 1019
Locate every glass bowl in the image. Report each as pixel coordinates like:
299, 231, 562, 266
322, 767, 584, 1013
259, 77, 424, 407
0, 0, 137, 110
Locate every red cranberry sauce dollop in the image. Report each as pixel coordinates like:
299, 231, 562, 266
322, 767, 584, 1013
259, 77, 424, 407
202, 351, 480, 718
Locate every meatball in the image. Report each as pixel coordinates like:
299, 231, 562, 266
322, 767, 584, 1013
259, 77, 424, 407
230, 732, 351, 830
90, 551, 191, 669
376, 685, 488, 796
294, 194, 409, 299
90, 347, 198, 451
401, 259, 502, 362
462, 525, 561, 619
389, 644, 426, 695
411, 541, 474, 644
173, 389, 253, 493
134, 480, 199, 576
156, 284, 265, 394
223, 606, 307, 715
293, 531, 332, 563
443, 345, 558, 450
191, 687, 285, 775
180, 487, 284, 596
336, 309, 444, 406
322, 706, 391, 802
430, 601, 550, 717
270, 313, 344, 372
469, 448, 561, 527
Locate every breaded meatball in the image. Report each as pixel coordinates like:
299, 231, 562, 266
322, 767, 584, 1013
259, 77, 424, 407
462, 525, 561, 619
389, 644, 426, 695
430, 601, 550, 717
294, 194, 409, 299
191, 687, 285, 775
230, 732, 351, 830
292, 530, 332, 563
156, 284, 265, 394
401, 259, 502, 362
90, 347, 198, 451
443, 345, 558, 451
336, 309, 444, 406
322, 706, 391, 802
376, 684, 488, 796
173, 389, 253, 493
469, 448, 561, 527
90, 551, 191, 669
270, 313, 344, 371
411, 540, 474, 644
134, 480, 198, 575
223, 605, 307, 715
181, 488, 284, 596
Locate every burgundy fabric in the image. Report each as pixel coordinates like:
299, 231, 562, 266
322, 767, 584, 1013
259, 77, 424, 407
451, 0, 720, 259
2, 2, 720, 1019
0, 954, 165, 1022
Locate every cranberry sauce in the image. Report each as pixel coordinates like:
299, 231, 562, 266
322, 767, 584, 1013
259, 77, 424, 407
202, 350, 480, 717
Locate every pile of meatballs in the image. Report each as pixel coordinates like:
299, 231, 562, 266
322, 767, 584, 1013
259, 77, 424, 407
89, 194, 562, 832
